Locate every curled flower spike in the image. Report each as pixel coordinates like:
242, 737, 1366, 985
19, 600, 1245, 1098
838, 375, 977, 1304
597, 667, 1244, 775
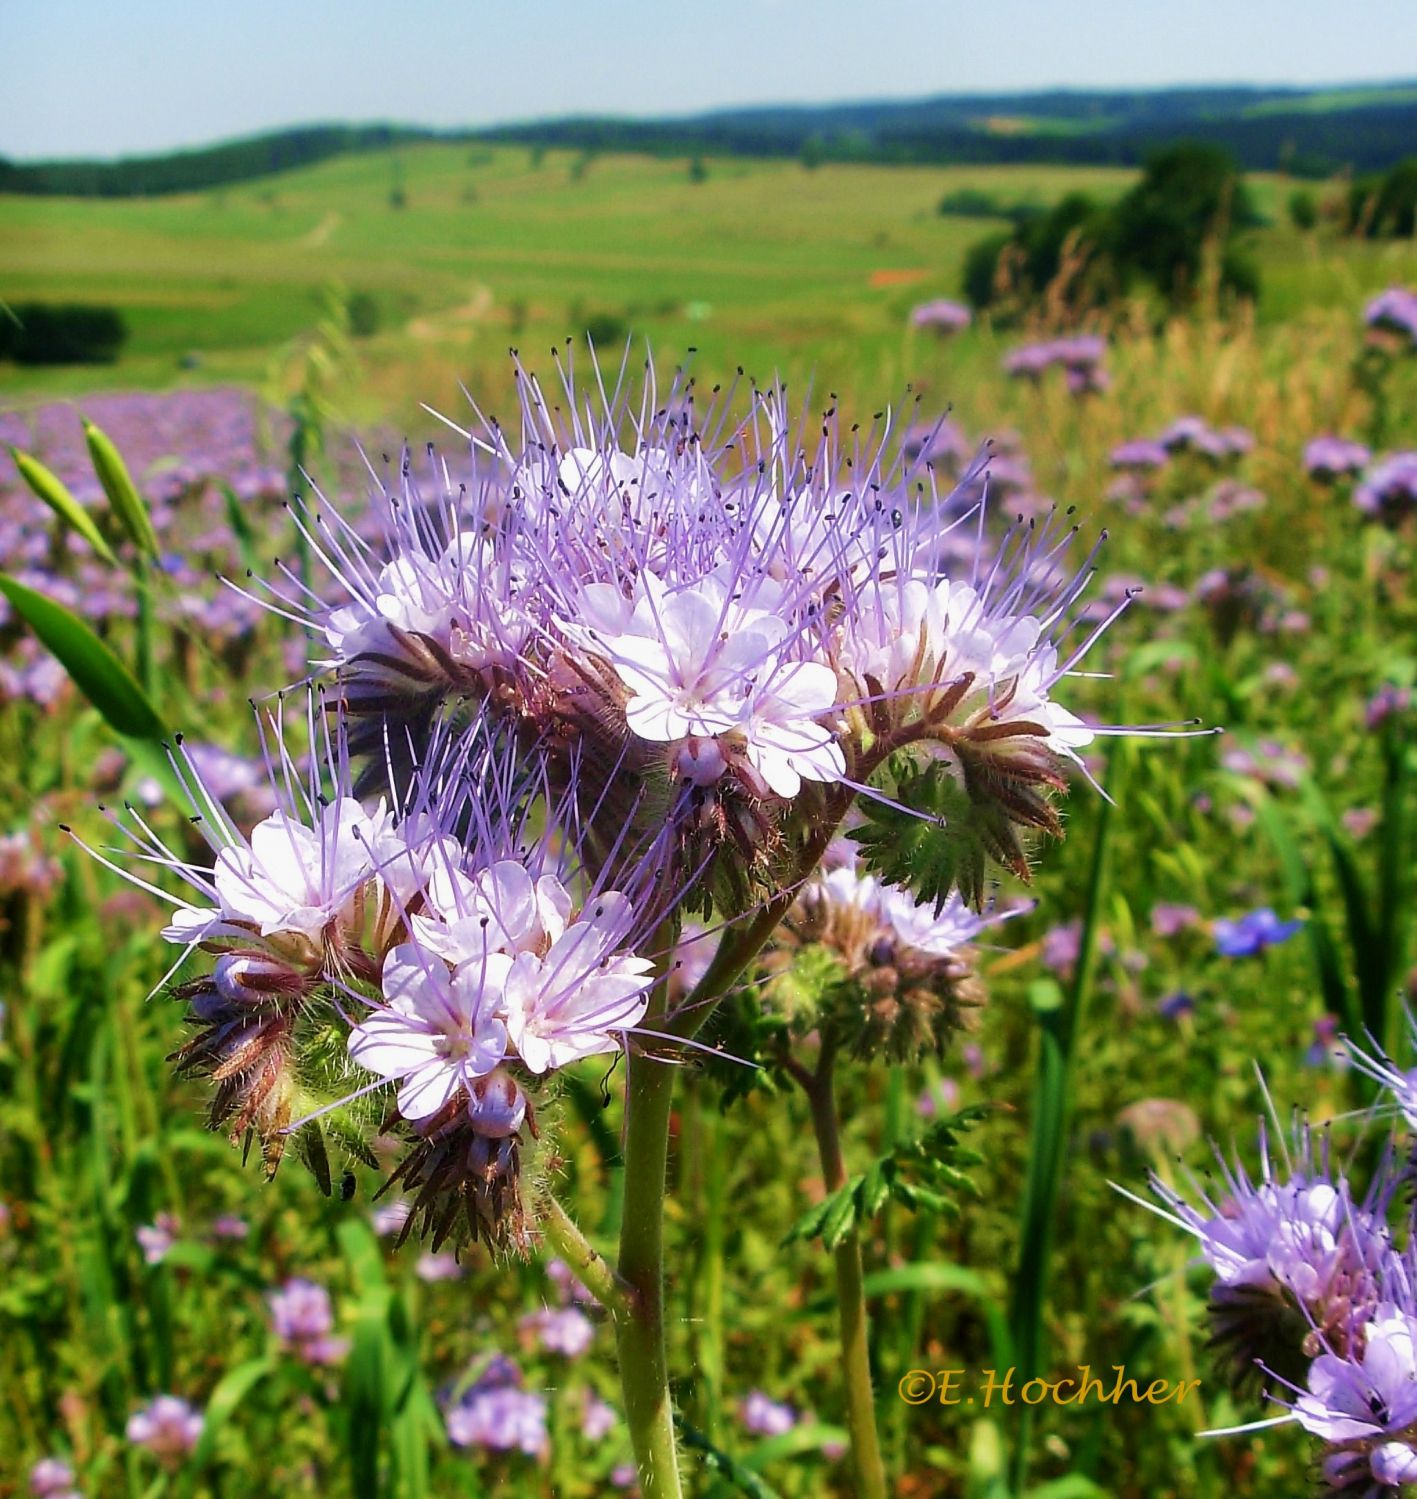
767, 839, 1028, 1062
247, 351, 1188, 924
1125, 1114, 1398, 1395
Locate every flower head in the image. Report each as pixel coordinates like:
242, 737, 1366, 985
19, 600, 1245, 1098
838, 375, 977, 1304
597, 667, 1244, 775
126, 1396, 204, 1466
1355, 453, 1417, 525
1213, 907, 1302, 958
739, 1390, 798, 1437
1139, 1119, 1396, 1392
1304, 435, 1371, 481
28, 1459, 80, 1499
269, 1278, 349, 1365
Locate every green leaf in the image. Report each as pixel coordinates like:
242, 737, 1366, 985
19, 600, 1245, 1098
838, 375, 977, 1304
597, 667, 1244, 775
850, 759, 1036, 911
220, 481, 262, 577
8, 444, 118, 564
674, 1414, 784, 1498
84, 417, 160, 558
860, 1262, 1015, 1370
190, 1356, 273, 1468
784, 1105, 992, 1249
740, 1422, 850, 1471
819, 1183, 859, 1250
0, 575, 165, 740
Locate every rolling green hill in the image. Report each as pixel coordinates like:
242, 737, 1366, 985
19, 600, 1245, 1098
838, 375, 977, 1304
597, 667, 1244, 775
2, 146, 1413, 424
3, 81, 1415, 200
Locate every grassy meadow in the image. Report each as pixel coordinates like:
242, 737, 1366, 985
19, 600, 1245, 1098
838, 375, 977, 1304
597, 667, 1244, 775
1, 143, 1416, 1499
3, 143, 1411, 418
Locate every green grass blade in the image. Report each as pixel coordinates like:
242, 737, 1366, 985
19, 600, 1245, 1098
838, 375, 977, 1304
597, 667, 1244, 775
84, 417, 160, 559
674, 1414, 785, 1498
8, 444, 118, 564
0, 575, 165, 741
1009, 732, 1125, 1491
860, 1263, 1015, 1371
189, 1356, 274, 1468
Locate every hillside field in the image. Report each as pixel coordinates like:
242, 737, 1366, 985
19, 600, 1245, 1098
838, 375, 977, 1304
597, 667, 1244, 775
2, 144, 1412, 423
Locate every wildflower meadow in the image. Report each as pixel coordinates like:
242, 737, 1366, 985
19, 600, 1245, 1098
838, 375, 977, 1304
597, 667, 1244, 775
2, 126, 1416, 1499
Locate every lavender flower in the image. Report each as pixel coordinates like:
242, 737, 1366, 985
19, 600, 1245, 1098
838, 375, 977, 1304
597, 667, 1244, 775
447, 1385, 548, 1458
739, 1390, 798, 1436
28, 1459, 80, 1498
1355, 453, 1417, 524
1213, 908, 1302, 958
126, 1396, 204, 1466
1304, 435, 1371, 481
909, 299, 971, 334
522, 1305, 596, 1358
268, 1278, 349, 1365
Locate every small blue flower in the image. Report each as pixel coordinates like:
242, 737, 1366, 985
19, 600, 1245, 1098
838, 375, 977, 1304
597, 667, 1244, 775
1213, 907, 1302, 958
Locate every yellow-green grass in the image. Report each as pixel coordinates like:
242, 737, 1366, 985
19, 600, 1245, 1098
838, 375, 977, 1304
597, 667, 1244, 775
1, 144, 1413, 427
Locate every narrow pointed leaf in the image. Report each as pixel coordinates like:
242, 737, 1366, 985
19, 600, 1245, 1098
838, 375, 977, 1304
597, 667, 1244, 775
0, 575, 165, 740
84, 417, 160, 558
8, 444, 118, 564
190, 1357, 274, 1467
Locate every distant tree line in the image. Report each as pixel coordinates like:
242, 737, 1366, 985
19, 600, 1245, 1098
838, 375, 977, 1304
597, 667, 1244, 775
1, 88, 1415, 199
0, 124, 460, 198
482, 96, 1417, 178
962, 143, 1262, 320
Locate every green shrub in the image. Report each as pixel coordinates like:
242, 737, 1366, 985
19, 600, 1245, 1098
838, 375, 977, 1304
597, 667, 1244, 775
0, 302, 127, 364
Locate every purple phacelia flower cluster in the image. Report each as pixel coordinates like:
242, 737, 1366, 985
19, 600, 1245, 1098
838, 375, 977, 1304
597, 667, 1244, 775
1135, 1019, 1417, 1493
445, 1357, 548, 1459
1365, 287, 1417, 348
79, 350, 1168, 1273
126, 1395, 204, 1467
1002, 335, 1108, 394
909, 299, 972, 334
1354, 453, 1417, 525
1304, 435, 1372, 481
739, 1390, 798, 1436
268, 1277, 349, 1365
1, 392, 294, 661
28, 1459, 81, 1499
1109, 438, 1170, 472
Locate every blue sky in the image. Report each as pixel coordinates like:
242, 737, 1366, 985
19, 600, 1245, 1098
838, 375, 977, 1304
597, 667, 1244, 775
3, 0, 1414, 160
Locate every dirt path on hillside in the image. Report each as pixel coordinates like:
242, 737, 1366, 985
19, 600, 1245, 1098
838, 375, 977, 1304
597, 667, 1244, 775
406, 285, 496, 340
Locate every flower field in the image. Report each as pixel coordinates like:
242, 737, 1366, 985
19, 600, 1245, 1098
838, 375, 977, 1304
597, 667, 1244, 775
1, 145, 1416, 1499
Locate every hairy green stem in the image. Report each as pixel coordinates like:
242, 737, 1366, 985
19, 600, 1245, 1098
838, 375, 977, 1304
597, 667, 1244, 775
610, 800, 853, 1493
539, 1191, 635, 1322
617, 1041, 683, 1499
803, 1043, 889, 1499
